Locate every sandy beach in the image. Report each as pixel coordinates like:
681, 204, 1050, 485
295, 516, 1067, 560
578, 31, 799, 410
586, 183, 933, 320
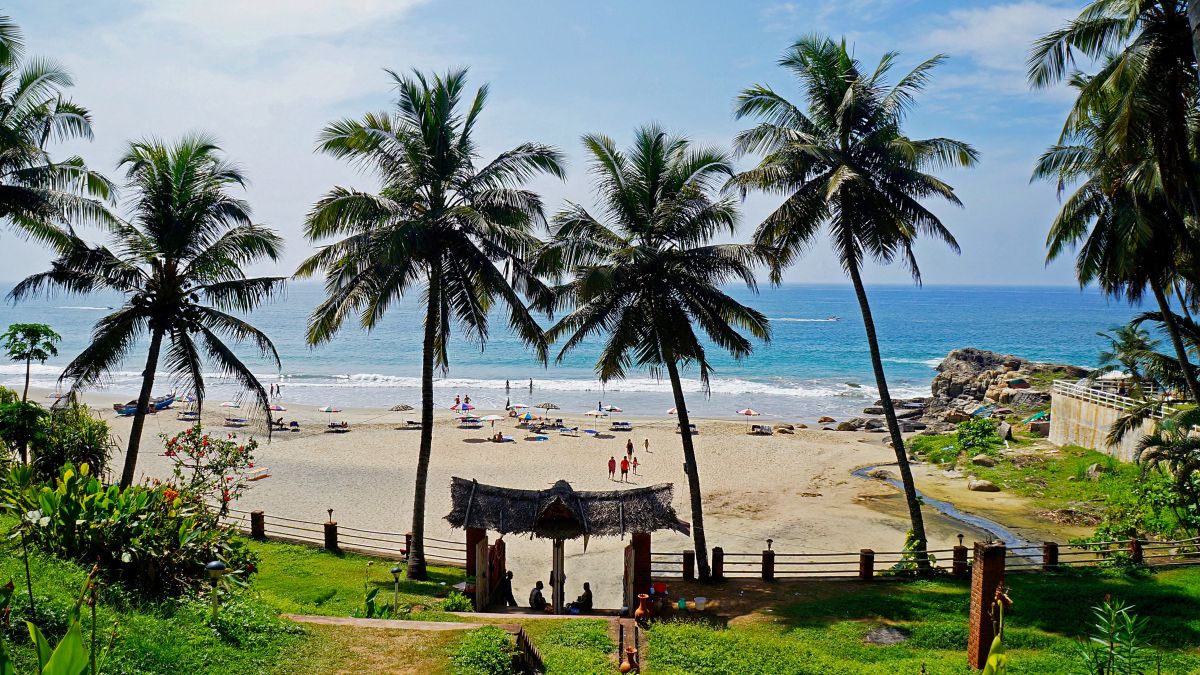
41, 386, 1005, 608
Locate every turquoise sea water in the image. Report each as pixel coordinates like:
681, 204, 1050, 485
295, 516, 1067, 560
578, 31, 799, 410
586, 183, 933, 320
0, 282, 1142, 421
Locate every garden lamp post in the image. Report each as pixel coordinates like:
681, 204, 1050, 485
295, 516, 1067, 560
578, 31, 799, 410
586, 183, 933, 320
391, 565, 402, 610
206, 560, 227, 621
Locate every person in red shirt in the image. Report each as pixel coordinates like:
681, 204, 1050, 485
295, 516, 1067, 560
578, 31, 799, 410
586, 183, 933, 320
620, 456, 630, 482
608, 456, 616, 480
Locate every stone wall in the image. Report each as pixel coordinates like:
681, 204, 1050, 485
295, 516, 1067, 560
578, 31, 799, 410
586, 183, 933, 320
1049, 390, 1155, 461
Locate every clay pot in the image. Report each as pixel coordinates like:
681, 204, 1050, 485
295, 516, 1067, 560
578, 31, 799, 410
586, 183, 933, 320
619, 646, 639, 673
633, 593, 651, 620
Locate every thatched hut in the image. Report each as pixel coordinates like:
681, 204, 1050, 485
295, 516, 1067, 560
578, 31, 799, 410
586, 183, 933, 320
445, 477, 689, 540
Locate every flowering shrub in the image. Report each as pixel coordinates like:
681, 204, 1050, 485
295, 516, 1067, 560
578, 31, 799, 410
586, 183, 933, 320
161, 425, 258, 514
1, 463, 257, 596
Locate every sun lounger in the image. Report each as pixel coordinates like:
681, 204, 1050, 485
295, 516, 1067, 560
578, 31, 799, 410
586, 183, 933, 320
402, 419, 423, 429
224, 417, 249, 428
246, 466, 271, 482
610, 420, 633, 431
749, 424, 774, 436
676, 423, 699, 434
558, 427, 579, 436
459, 421, 484, 429
326, 422, 351, 433
177, 411, 200, 422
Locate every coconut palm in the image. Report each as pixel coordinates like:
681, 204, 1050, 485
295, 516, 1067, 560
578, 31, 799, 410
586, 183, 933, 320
1092, 323, 1160, 393
731, 36, 978, 569
9, 134, 285, 488
296, 68, 564, 580
0, 13, 112, 242
538, 125, 770, 580
1134, 406, 1200, 537
1033, 70, 1200, 403
1, 322, 59, 401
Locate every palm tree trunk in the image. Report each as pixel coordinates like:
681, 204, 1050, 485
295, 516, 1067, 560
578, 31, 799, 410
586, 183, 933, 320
847, 264, 930, 572
1151, 278, 1200, 403
407, 268, 440, 581
665, 358, 710, 581
121, 328, 164, 489
21, 356, 30, 402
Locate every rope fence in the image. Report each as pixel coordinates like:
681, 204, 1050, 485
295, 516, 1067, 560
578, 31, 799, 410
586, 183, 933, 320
650, 537, 1200, 581
214, 505, 467, 567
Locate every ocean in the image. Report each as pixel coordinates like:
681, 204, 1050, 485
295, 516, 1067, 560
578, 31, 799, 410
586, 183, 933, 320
0, 282, 1142, 421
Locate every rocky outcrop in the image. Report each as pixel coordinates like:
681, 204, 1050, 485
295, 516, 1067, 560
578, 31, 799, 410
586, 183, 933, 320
923, 348, 1088, 428
967, 475, 1001, 492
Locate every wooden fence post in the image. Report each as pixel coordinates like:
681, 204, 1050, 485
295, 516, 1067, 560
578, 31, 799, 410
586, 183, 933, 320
250, 510, 265, 540
682, 550, 695, 581
967, 543, 1006, 670
1042, 542, 1058, 571
324, 520, 339, 552
1128, 538, 1143, 565
761, 549, 775, 581
858, 549, 874, 581
952, 545, 968, 578
712, 547, 724, 581
404, 533, 412, 560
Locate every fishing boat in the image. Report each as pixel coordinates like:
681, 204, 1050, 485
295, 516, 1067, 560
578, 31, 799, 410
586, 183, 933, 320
113, 393, 176, 416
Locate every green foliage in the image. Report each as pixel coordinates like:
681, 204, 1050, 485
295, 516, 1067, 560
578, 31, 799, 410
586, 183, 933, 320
1, 324, 60, 367
884, 529, 939, 576
1, 463, 256, 595
1073, 598, 1155, 675
909, 434, 961, 465
0, 567, 109, 675
0, 401, 45, 464
956, 417, 1001, 455
441, 590, 472, 612
29, 402, 114, 481
451, 626, 517, 675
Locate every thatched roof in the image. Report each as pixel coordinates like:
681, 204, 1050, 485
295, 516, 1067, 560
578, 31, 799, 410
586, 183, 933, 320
445, 477, 689, 540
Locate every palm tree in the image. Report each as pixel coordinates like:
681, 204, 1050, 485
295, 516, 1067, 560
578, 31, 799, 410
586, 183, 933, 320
296, 68, 564, 580
0, 13, 112, 241
1134, 407, 1200, 537
1093, 323, 1159, 394
1033, 70, 1200, 404
538, 126, 770, 580
1, 322, 60, 401
731, 36, 978, 569
9, 134, 285, 488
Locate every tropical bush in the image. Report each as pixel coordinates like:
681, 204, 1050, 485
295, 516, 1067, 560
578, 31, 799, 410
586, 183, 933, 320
1074, 598, 1158, 674
29, 401, 114, 481
161, 426, 258, 514
956, 418, 1001, 455
0, 569, 110, 675
1, 463, 256, 595
441, 590, 472, 612
451, 626, 518, 674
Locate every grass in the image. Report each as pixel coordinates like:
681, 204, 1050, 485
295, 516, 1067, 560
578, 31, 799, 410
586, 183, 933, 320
967, 444, 1137, 514
273, 624, 460, 674
522, 619, 615, 673
646, 567, 1200, 674
246, 539, 467, 620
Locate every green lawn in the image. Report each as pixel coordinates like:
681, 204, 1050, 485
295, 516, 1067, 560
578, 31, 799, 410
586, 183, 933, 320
647, 568, 1200, 674
522, 619, 615, 673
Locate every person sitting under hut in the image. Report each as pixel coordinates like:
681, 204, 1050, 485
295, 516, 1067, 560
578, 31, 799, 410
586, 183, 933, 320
528, 580, 549, 611
567, 582, 593, 614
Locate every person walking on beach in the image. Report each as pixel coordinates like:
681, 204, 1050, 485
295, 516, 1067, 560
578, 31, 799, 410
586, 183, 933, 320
505, 379, 510, 393
529, 378, 533, 394
608, 456, 616, 480
620, 456, 629, 482
644, 438, 650, 454
454, 394, 461, 407
632, 456, 639, 474
625, 438, 633, 459
464, 394, 471, 405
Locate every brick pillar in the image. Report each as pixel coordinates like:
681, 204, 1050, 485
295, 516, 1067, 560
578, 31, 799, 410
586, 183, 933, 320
631, 533, 652, 595
323, 520, 339, 552
683, 550, 695, 581
761, 550, 775, 581
465, 527, 486, 573
1128, 538, 1143, 564
250, 510, 265, 540
1042, 542, 1058, 571
711, 547, 724, 580
952, 546, 968, 578
859, 549, 874, 581
967, 543, 1006, 670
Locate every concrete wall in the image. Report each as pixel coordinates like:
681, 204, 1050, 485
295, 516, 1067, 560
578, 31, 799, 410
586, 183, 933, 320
1049, 391, 1155, 461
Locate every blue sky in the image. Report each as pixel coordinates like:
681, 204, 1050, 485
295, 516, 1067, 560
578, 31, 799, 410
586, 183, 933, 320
4, 0, 1088, 286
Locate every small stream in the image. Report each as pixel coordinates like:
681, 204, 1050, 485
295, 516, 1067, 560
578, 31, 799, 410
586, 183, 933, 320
853, 465, 1039, 553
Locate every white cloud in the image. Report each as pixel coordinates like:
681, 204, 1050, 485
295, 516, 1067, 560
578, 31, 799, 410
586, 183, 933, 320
919, 1, 1079, 94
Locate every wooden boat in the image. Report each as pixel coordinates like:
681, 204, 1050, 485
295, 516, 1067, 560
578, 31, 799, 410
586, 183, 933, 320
113, 393, 175, 416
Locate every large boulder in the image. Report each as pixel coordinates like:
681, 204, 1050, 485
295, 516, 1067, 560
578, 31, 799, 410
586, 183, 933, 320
971, 454, 996, 467
967, 475, 1001, 492
818, 416, 836, 424
997, 421, 1013, 441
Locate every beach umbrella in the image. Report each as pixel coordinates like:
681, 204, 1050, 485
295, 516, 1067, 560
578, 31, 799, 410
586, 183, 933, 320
269, 404, 287, 412
480, 414, 503, 427
603, 404, 622, 412
389, 403, 414, 412
517, 412, 536, 421
450, 402, 475, 412
736, 408, 761, 417
180, 394, 197, 403
220, 401, 240, 409
584, 410, 608, 417
510, 403, 529, 409
537, 402, 559, 412
667, 407, 689, 415
318, 405, 341, 413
